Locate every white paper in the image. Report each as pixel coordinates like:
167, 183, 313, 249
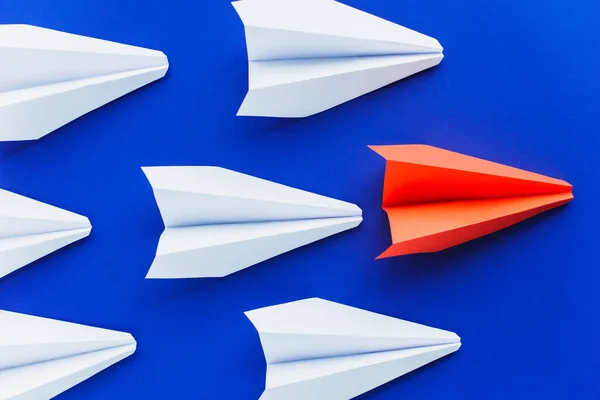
246, 298, 461, 399
0, 310, 136, 400
233, 0, 443, 117
143, 167, 362, 278
0, 188, 92, 279
0, 25, 168, 141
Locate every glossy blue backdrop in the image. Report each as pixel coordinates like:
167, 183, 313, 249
0, 0, 598, 398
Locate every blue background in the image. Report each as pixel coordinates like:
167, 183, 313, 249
0, 0, 598, 398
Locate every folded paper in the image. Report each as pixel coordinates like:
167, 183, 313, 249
370, 145, 574, 258
0, 24, 168, 141
143, 167, 362, 278
0, 189, 91, 279
246, 298, 460, 400
233, 0, 443, 118
0, 310, 135, 400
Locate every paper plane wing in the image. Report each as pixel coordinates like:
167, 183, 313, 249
0, 188, 92, 279
232, 0, 442, 61
246, 298, 460, 400
147, 217, 361, 279
0, 24, 168, 141
260, 344, 459, 400
0, 310, 136, 400
143, 167, 362, 278
142, 166, 361, 227
370, 145, 574, 257
237, 54, 443, 118
233, 0, 443, 118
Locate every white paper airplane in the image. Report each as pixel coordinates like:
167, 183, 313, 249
142, 167, 362, 278
246, 298, 461, 400
0, 310, 136, 400
0, 188, 92, 279
233, 0, 443, 118
0, 24, 168, 141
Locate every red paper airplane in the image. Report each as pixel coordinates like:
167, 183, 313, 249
370, 145, 573, 258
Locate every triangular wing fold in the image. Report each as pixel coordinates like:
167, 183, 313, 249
0, 24, 168, 93
239, 54, 442, 118
0, 228, 91, 279
233, 0, 442, 61
379, 192, 574, 258
0, 343, 135, 400
0, 310, 135, 370
0, 189, 91, 278
260, 343, 460, 400
146, 217, 362, 278
0, 65, 167, 141
246, 298, 459, 364
370, 145, 573, 206
0, 189, 90, 239
142, 167, 362, 228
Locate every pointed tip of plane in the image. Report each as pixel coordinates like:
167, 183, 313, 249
352, 206, 364, 219
445, 340, 462, 355
82, 215, 93, 229
437, 52, 445, 64
557, 179, 574, 192
82, 221, 93, 239
66, 211, 93, 235
158, 50, 169, 62
126, 333, 138, 349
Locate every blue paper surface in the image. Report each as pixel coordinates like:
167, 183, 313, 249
0, 0, 597, 398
